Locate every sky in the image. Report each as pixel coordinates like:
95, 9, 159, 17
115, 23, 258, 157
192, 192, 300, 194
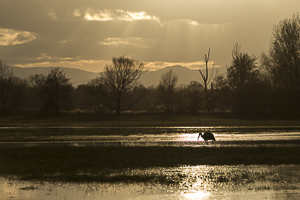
0, 0, 300, 73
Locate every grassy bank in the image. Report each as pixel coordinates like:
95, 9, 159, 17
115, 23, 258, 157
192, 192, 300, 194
1, 113, 300, 127
0, 146, 299, 182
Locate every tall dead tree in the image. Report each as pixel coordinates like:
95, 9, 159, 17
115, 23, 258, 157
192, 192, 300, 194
199, 49, 217, 113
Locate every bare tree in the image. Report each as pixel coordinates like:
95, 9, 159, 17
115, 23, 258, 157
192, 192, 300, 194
261, 13, 300, 114
93, 56, 145, 114
227, 44, 263, 114
0, 60, 26, 116
30, 68, 73, 115
199, 49, 218, 113
228, 44, 258, 92
156, 69, 178, 113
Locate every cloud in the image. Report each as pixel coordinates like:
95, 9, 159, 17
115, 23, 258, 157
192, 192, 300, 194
125, 11, 160, 22
72, 8, 161, 24
72, 9, 82, 17
70, 8, 232, 28
33, 53, 72, 61
100, 37, 154, 48
15, 57, 111, 73
0, 28, 36, 46
179, 19, 235, 27
181, 19, 199, 26
84, 9, 114, 21
47, 10, 58, 20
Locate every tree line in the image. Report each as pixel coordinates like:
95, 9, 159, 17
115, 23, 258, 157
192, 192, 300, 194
1, 14, 300, 117
0, 57, 205, 116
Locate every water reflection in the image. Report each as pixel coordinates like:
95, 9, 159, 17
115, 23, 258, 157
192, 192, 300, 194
1, 165, 299, 200
1, 132, 299, 147
1, 125, 300, 147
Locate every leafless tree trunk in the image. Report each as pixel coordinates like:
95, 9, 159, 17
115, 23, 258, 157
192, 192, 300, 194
199, 49, 217, 113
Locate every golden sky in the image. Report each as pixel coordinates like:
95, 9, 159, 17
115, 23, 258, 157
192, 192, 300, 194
0, 0, 299, 72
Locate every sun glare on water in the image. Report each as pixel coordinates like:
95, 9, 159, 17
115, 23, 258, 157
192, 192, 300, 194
181, 191, 210, 200
174, 133, 199, 142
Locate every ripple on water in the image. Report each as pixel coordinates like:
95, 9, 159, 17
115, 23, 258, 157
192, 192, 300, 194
1, 165, 300, 200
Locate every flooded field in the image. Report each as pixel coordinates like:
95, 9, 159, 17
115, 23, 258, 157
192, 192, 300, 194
1, 165, 299, 199
0, 126, 299, 199
0, 126, 300, 147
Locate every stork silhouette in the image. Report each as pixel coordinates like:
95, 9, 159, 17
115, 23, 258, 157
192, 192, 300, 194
197, 132, 216, 143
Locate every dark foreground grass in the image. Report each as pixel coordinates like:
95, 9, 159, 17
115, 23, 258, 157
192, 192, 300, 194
2, 113, 300, 127
0, 146, 299, 182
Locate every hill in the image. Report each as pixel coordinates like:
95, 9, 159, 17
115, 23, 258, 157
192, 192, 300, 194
10, 65, 225, 87
11, 66, 99, 86
139, 65, 225, 87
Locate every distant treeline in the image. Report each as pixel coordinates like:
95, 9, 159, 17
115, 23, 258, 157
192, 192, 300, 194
1, 14, 300, 117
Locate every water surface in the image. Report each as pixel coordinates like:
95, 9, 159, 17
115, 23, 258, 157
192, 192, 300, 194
1, 165, 299, 200
1, 131, 299, 147
1, 126, 299, 199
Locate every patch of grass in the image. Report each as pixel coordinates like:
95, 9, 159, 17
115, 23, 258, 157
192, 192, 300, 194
1, 113, 300, 127
0, 146, 299, 182
0, 127, 200, 142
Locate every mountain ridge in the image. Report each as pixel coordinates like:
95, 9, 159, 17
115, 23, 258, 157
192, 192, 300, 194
11, 66, 99, 86
140, 65, 225, 86
10, 65, 225, 87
